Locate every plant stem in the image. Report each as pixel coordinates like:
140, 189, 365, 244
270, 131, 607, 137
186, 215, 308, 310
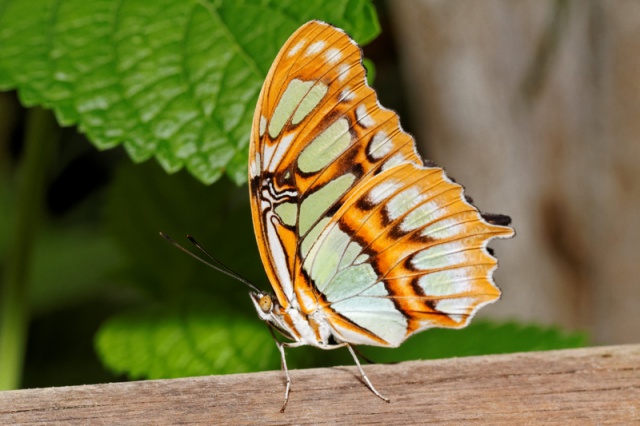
0, 107, 57, 390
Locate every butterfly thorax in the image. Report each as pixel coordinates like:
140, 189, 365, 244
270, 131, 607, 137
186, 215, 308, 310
249, 291, 337, 347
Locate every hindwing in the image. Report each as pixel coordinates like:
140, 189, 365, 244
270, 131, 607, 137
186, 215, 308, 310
248, 21, 514, 347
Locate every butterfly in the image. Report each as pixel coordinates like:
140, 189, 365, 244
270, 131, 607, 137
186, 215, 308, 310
245, 20, 514, 412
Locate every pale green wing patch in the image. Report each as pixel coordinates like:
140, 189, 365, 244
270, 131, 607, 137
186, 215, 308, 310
303, 221, 408, 346
297, 118, 351, 173
298, 173, 355, 235
269, 79, 315, 138
274, 202, 298, 227
292, 84, 329, 125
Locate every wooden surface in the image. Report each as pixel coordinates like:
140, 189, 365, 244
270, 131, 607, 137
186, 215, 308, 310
1, 345, 638, 424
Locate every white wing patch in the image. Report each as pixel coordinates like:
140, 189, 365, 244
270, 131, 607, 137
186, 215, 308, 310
266, 214, 294, 301
400, 200, 441, 233
386, 186, 425, 221
325, 47, 342, 64
356, 104, 375, 128
435, 297, 476, 316
339, 88, 355, 102
420, 217, 466, 239
367, 131, 392, 160
381, 153, 406, 172
266, 133, 295, 172
250, 151, 261, 179
411, 240, 477, 270
368, 179, 402, 205
418, 272, 472, 297
288, 40, 305, 57
306, 41, 326, 56
337, 63, 350, 82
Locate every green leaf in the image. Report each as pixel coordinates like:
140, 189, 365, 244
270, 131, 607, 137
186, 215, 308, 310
363, 57, 376, 86
0, 0, 380, 184
361, 321, 589, 363
95, 299, 280, 378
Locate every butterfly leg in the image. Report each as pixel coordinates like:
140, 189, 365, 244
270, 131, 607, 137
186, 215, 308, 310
267, 326, 305, 413
346, 343, 390, 404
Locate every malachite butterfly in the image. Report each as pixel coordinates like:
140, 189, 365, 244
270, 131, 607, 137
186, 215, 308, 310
246, 20, 513, 412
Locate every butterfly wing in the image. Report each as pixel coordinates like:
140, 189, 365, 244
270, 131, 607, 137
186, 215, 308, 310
249, 21, 514, 347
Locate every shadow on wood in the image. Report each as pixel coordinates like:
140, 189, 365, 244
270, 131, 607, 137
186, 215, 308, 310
1, 345, 638, 424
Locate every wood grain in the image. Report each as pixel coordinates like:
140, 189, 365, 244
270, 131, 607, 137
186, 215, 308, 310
1, 345, 638, 425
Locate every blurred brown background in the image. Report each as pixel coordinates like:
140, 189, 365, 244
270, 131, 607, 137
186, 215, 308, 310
384, 0, 639, 344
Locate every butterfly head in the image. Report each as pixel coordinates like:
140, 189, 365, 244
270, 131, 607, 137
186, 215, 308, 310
249, 290, 297, 341
249, 291, 277, 321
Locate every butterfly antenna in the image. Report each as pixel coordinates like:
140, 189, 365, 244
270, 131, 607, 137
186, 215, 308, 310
159, 232, 262, 293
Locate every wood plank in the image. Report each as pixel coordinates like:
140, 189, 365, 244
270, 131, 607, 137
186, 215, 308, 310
1, 345, 638, 425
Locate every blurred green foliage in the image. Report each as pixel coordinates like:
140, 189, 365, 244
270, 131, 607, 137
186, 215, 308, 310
0, 0, 587, 389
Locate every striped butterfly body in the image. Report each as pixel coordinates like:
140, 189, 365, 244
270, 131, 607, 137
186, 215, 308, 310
248, 20, 513, 411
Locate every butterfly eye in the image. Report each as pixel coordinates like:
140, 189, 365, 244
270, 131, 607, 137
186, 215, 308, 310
259, 295, 273, 313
